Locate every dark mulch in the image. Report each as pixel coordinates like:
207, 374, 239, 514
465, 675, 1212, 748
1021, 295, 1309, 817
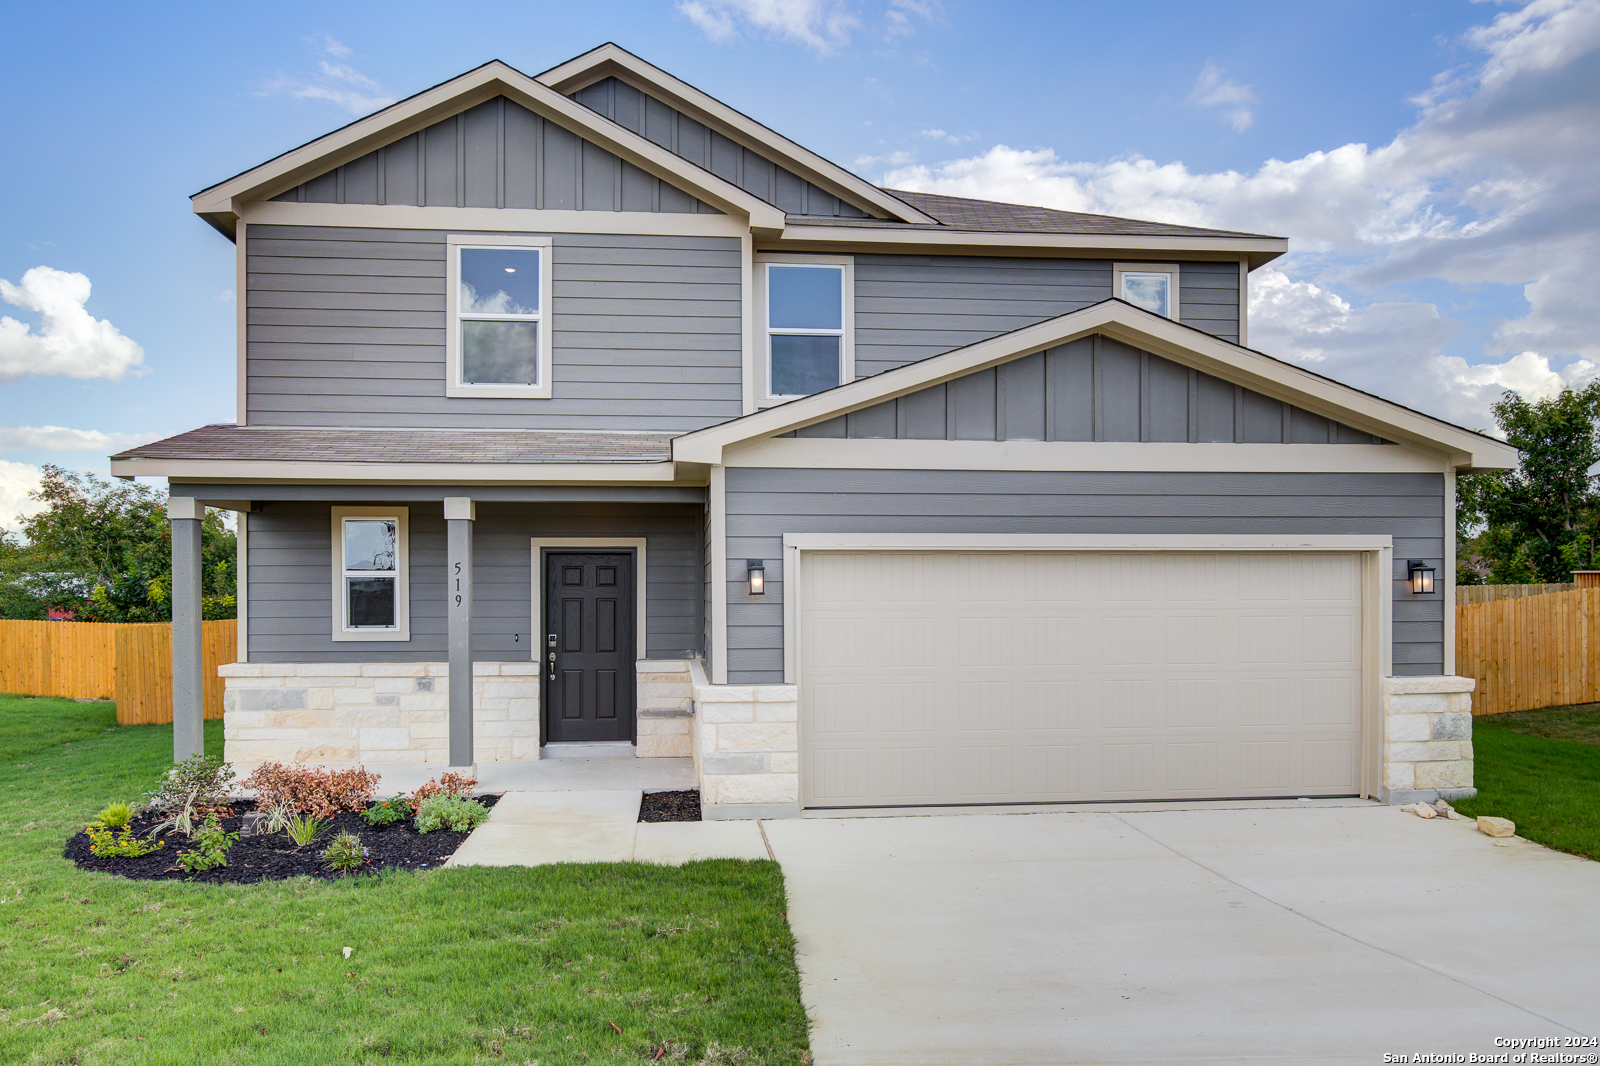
65, 795, 500, 885
639, 789, 701, 822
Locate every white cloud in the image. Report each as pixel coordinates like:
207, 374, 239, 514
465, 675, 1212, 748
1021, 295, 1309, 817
919, 128, 972, 144
0, 460, 46, 528
678, 0, 935, 52
853, 149, 916, 169
260, 38, 394, 115
1188, 61, 1256, 132
0, 425, 151, 453
0, 267, 144, 382
876, 0, 1600, 427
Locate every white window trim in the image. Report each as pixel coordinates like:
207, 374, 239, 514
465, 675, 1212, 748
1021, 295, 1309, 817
754, 253, 854, 407
1114, 262, 1181, 321
446, 233, 554, 399
331, 506, 410, 642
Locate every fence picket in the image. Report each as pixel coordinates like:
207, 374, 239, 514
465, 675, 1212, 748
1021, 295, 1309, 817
1455, 587, 1600, 715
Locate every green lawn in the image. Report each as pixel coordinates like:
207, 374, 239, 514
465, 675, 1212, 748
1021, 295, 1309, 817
1453, 704, 1600, 861
0, 696, 811, 1064
0, 694, 117, 762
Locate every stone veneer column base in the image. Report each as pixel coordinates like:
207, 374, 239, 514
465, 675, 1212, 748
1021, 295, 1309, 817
636, 659, 694, 758
219, 662, 539, 769
1380, 675, 1477, 805
689, 661, 800, 820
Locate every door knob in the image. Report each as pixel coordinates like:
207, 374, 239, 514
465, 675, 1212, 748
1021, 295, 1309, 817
547, 649, 556, 681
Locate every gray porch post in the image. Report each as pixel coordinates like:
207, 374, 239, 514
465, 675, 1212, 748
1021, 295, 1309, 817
444, 497, 475, 770
167, 497, 205, 762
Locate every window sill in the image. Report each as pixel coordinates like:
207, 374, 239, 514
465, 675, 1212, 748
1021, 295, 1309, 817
445, 384, 553, 400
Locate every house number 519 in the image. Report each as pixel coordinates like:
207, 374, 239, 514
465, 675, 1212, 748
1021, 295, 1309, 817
454, 561, 463, 607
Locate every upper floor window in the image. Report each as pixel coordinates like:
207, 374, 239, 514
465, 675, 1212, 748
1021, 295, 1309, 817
1114, 263, 1180, 320
331, 507, 410, 642
758, 255, 854, 403
446, 234, 553, 398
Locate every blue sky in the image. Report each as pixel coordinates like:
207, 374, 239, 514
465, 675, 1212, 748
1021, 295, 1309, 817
3, 0, 1596, 522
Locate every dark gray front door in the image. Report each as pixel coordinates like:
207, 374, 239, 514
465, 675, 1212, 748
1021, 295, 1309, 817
544, 552, 636, 743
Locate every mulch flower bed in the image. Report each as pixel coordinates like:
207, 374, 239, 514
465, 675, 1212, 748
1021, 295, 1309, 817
638, 789, 701, 822
64, 795, 500, 885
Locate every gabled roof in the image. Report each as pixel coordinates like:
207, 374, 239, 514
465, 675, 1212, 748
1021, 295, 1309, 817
831, 190, 1282, 241
673, 299, 1519, 472
191, 59, 786, 238
536, 43, 937, 226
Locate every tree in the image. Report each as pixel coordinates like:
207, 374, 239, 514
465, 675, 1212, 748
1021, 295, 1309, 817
1456, 383, 1600, 585
0, 466, 235, 621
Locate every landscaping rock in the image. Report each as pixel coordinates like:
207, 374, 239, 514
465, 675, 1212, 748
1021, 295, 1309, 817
1433, 800, 1465, 820
1401, 802, 1437, 818
1477, 816, 1516, 838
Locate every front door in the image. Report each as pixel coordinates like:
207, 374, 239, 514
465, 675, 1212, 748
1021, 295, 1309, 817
544, 552, 636, 743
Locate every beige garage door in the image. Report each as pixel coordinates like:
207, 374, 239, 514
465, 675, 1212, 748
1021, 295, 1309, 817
799, 552, 1364, 808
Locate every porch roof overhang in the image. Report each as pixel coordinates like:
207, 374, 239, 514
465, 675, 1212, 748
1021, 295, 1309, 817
672, 299, 1520, 473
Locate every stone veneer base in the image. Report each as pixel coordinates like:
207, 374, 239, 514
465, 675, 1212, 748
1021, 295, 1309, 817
1379, 675, 1477, 804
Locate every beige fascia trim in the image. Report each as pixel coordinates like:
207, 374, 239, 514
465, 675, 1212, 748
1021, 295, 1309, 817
530, 538, 648, 658
1237, 258, 1250, 348
782, 533, 1394, 552
193, 61, 786, 234
673, 301, 1517, 471
536, 44, 936, 225
723, 438, 1449, 474
237, 201, 748, 237
709, 465, 729, 684
108, 458, 691, 484
236, 510, 248, 665
767, 226, 1288, 266
236, 219, 248, 426
1444, 463, 1457, 676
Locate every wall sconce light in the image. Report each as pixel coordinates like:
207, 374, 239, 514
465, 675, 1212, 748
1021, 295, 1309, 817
746, 559, 766, 596
1407, 560, 1436, 595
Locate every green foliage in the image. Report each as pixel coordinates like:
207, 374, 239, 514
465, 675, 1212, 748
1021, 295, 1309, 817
143, 753, 234, 813
176, 812, 238, 872
321, 830, 369, 872
284, 813, 328, 847
1458, 384, 1600, 584
86, 824, 165, 858
361, 798, 411, 826
93, 801, 134, 829
1453, 710, 1600, 861
414, 794, 490, 834
0, 694, 117, 761
0, 465, 236, 621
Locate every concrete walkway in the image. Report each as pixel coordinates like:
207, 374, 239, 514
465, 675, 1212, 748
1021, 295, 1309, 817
448, 789, 769, 866
763, 803, 1600, 1065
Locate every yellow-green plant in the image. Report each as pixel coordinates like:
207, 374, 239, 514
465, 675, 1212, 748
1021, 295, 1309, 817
283, 814, 326, 847
87, 825, 164, 858
91, 801, 134, 830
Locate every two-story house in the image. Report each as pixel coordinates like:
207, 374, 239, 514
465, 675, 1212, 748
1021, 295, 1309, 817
114, 44, 1515, 819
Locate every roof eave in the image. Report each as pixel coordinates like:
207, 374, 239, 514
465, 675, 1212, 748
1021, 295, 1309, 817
765, 225, 1288, 266
109, 455, 696, 485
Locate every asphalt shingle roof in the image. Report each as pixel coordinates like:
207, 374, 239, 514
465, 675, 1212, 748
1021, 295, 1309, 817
787, 188, 1281, 240
113, 426, 673, 464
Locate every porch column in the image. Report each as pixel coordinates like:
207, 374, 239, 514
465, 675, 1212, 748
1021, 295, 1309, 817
167, 497, 205, 762
444, 497, 475, 770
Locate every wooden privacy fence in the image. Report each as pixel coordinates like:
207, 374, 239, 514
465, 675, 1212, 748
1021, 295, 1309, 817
0, 620, 235, 725
1456, 582, 1576, 605
1456, 588, 1600, 716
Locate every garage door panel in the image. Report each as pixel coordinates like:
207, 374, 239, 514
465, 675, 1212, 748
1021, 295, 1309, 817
800, 551, 1364, 808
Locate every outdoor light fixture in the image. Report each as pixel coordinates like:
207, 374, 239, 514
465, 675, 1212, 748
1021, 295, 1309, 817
1407, 560, 1437, 595
747, 560, 766, 596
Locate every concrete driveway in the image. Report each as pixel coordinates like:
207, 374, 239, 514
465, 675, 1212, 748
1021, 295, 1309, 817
762, 802, 1600, 1065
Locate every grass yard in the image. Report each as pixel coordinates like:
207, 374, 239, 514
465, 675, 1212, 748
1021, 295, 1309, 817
1453, 703, 1600, 862
0, 696, 811, 1064
0, 694, 118, 763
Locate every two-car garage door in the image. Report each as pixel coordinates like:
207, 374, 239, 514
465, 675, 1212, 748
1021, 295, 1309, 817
799, 552, 1365, 808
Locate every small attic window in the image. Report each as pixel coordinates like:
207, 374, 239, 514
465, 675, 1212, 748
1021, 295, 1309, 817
1114, 263, 1180, 320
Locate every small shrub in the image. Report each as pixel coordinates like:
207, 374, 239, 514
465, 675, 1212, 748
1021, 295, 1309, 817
414, 794, 490, 834
321, 831, 368, 872
144, 754, 234, 813
87, 825, 164, 858
283, 814, 327, 847
361, 799, 411, 827
241, 762, 380, 820
176, 813, 238, 873
254, 799, 294, 835
407, 772, 478, 813
91, 802, 134, 830
146, 787, 205, 840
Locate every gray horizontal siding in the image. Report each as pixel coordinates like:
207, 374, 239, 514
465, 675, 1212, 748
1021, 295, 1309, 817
271, 96, 721, 214
722, 469, 1446, 683
244, 226, 743, 430
572, 76, 869, 219
247, 500, 702, 663
795, 335, 1383, 444
852, 257, 1241, 376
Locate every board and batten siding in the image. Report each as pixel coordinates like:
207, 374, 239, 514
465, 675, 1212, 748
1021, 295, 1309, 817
571, 77, 870, 219
270, 96, 721, 214
245, 225, 743, 430
794, 336, 1384, 444
722, 469, 1446, 684
852, 255, 1240, 378
246, 500, 703, 662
